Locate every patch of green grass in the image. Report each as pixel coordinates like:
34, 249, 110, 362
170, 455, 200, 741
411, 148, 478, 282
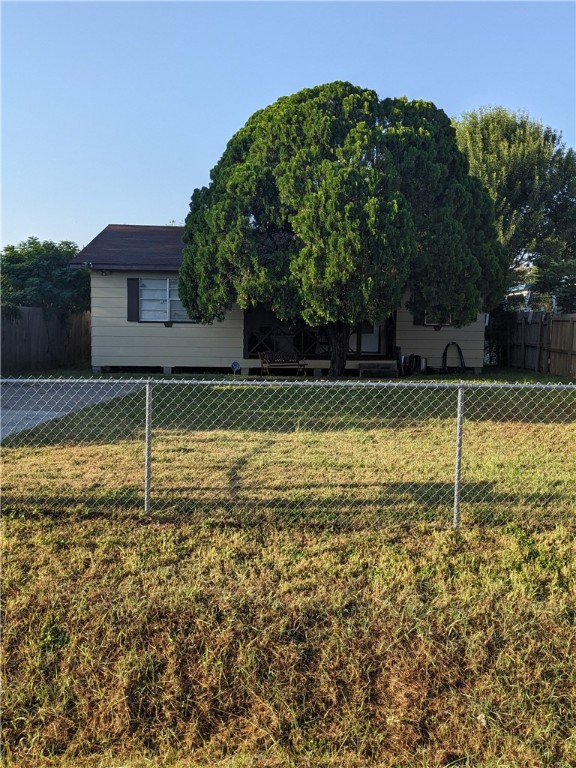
2, 382, 575, 526
2, 364, 574, 384
457, 366, 575, 384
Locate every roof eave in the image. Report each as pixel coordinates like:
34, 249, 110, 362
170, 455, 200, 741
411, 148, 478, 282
71, 263, 181, 272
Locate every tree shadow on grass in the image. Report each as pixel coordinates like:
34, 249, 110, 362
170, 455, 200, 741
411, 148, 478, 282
3, 481, 573, 531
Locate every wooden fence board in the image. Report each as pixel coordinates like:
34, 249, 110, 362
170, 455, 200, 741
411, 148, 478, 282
549, 315, 576, 378
1, 307, 91, 372
507, 312, 576, 379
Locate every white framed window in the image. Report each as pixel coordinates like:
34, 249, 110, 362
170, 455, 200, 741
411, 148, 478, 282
424, 311, 453, 328
139, 278, 193, 323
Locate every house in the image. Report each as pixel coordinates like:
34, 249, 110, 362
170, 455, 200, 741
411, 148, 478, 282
70, 224, 487, 375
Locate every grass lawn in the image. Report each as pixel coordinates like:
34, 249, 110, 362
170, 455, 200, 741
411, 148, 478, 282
2, 374, 575, 766
2, 364, 575, 387
2, 521, 576, 767
2, 377, 575, 527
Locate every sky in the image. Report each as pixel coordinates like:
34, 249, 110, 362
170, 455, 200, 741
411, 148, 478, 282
2, 0, 575, 250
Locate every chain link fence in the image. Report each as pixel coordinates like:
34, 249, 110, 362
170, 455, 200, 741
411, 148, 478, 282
2, 377, 575, 530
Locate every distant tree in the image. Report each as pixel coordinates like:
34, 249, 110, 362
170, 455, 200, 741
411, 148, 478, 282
181, 82, 505, 375
1, 237, 89, 317
532, 250, 576, 313
455, 106, 576, 310
530, 147, 576, 312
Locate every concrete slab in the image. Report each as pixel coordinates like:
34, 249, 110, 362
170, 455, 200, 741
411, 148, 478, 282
1, 409, 70, 438
0, 380, 145, 440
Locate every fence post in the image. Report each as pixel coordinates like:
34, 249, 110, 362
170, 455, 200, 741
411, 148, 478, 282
453, 384, 465, 529
144, 379, 153, 513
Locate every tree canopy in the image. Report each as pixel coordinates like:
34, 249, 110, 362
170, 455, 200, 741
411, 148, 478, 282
531, 145, 576, 312
180, 82, 505, 374
455, 106, 576, 311
1, 237, 89, 317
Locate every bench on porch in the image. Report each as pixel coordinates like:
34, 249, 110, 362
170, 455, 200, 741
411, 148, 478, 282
358, 360, 399, 378
259, 351, 307, 376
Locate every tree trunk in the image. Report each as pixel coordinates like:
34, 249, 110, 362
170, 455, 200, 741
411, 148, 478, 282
326, 321, 351, 377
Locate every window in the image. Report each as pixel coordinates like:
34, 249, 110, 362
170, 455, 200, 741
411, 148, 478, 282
424, 311, 452, 327
348, 322, 381, 354
127, 277, 194, 323
412, 308, 453, 328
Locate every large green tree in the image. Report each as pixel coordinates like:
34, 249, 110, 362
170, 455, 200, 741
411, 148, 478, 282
455, 106, 576, 310
181, 82, 505, 375
1, 237, 89, 317
531, 146, 576, 312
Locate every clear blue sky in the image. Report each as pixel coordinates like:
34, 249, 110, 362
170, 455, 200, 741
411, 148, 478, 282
2, 0, 575, 249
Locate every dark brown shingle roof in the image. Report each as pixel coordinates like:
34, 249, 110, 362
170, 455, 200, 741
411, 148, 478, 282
70, 224, 185, 272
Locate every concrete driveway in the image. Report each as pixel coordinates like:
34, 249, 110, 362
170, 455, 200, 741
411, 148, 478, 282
0, 379, 145, 440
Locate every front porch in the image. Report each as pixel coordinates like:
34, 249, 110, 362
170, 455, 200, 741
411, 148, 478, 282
243, 306, 398, 375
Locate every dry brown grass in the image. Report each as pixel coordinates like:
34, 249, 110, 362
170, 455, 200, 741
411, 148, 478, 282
2, 380, 575, 766
2, 516, 576, 768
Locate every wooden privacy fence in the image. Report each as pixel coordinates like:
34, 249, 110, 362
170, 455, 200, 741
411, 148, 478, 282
1, 307, 91, 372
507, 311, 576, 378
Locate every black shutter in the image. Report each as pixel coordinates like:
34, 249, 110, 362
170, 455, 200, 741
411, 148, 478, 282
412, 307, 425, 326
127, 278, 140, 321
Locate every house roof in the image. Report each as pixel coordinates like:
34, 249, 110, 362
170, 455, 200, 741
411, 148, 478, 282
70, 224, 185, 272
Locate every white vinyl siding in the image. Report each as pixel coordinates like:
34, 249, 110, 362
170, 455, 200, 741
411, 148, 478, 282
396, 305, 486, 369
89, 274, 486, 371
90, 272, 246, 368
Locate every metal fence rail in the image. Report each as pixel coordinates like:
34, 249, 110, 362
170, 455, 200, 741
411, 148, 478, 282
2, 377, 575, 530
